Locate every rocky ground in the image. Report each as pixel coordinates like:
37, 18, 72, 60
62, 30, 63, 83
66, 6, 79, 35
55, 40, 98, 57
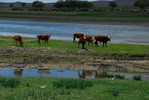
0, 46, 149, 73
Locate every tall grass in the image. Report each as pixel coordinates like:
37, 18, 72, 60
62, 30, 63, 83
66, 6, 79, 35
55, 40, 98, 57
108, 74, 125, 79
53, 78, 93, 89
133, 75, 142, 81
0, 77, 149, 100
0, 78, 21, 88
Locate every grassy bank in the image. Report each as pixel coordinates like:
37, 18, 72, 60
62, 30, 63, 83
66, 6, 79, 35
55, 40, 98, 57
0, 77, 148, 100
0, 36, 149, 72
0, 36, 149, 58
0, 11, 149, 23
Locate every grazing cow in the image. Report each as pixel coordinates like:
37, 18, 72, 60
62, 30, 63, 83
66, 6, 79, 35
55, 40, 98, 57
37, 34, 51, 44
84, 35, 94, 46
78, 35, 86, 49
94, 35, 111, 47
13, 35, 23, 46
73, 33, 84, 42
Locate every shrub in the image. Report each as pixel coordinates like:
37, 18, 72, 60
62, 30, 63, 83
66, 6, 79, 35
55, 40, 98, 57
107, 74, 125, 79
133, 75, 142, 81
53, 78, 93, 89
0, 78, 21, 88
112, 89, 119, 96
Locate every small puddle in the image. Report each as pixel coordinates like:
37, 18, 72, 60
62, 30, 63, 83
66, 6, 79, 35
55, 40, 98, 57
0, 68, 149, 80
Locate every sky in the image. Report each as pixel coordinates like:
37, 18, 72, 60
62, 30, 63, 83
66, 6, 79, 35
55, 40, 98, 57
0, 0, 112, 3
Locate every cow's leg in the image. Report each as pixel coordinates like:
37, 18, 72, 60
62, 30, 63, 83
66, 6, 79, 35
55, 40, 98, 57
103, 42, 105, 47
88, 42, 90, 46
82, 40, 86, 49
73, 36, 76, 42
105, 42, 107, 47
95, 41, 98, 47
47, 40, 48, 44
19, 42, 22, 47
38, 39, 41, 44
15, 40, 18, 46
16, 41, 19, 46
91, 41, 93, 46
14, 40, 16, 45
82, 43, 85, 49
78, 42, 80, 48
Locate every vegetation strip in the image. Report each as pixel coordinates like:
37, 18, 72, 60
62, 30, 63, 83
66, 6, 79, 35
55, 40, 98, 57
0, 77, 148, 100
0, 36, 149, 72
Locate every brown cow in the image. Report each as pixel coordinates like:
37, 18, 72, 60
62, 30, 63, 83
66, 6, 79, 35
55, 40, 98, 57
37, 34, 51, 44
84, 35, 94, 46
78, 35, 86, 49
94, 35, 111, 47
73, 33, 84, 42
13, 35, 23, 47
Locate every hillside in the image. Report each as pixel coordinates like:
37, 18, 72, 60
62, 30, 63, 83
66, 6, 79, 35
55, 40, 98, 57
92, 0, 136, 7
0, 0, 136, 7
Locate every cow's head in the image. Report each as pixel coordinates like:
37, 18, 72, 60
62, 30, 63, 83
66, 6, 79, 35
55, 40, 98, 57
48, 35, 51, 38
108, 36, 111, 41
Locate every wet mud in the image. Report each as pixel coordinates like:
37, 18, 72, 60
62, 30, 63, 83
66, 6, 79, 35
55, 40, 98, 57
0, 46, 149, 73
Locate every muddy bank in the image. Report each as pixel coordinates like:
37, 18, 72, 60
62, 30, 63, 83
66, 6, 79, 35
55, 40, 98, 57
0, 46, 149, 73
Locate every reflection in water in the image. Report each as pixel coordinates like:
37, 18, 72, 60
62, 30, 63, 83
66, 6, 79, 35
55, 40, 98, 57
13, 69, 23, 77
0, 68, 149, 80
38, 69, 50, 74
78, 70, 107, 79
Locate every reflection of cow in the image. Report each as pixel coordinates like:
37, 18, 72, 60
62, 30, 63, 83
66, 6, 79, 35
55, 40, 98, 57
84, 35, 94, 46
37, 34, 51, 44
73, 33, 84, 42
13, 69, 23, 77
94, 71, 107, 78
78, 70, 107, 79
13, 35, 23, 46
38, 69, 50, 74
78, 70, 94, 79
94, 35, 111, 47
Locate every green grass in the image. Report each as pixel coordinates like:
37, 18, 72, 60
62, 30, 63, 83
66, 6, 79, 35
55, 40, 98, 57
53, 78, 93, 89
0, 10, 149, 22
0, 77, 149, 100
0, 36, 149, 58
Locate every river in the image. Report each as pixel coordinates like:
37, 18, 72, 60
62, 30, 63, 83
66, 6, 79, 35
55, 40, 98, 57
0, 20, 149, 44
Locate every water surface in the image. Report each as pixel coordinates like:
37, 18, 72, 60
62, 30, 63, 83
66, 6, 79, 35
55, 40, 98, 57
0, 20, 149, 44
0, 68, 149, 80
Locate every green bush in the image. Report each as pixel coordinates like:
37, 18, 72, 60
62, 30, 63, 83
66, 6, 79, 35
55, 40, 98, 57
133, 75, 142, 81
0, 78, 21, 88
112, 89, 119, 96
107, 74, 125, 79
53, 78, 93, 89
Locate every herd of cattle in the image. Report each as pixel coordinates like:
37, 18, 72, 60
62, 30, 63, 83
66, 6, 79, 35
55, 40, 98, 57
13, 33, 111, 49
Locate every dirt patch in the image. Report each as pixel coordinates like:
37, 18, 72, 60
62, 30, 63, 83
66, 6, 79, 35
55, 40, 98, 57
0, 46, 149, 72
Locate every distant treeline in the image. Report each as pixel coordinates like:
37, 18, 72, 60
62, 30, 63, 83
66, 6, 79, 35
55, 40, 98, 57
8, 0, 149, 12
53, 0, 93, 11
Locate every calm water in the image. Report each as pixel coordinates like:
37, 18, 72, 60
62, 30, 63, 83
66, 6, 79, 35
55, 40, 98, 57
0, 20, 149, 44
0, 68, 149, 80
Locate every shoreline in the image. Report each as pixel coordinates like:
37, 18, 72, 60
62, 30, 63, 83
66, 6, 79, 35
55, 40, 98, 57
1, 34, 149, 45
0, 17, 149, 27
